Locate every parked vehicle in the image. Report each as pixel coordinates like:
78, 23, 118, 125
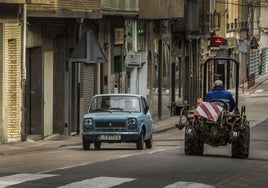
176, 57, 250, 159
82, 94, 154, 150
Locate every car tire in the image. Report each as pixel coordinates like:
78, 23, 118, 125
82, 136, 90, 150
94, 142, 101, 150
145, 135, 153, 149
136, 129, 145, 150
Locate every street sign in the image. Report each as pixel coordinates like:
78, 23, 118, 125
126, 54, 141, 68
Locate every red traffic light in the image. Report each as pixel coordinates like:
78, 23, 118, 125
211, 36, 223, 47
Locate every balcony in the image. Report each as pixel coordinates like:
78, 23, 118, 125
27, 0, 102, 18
139, 0, 184, 19
101, 0, 138, 15
0, 0, 25, 3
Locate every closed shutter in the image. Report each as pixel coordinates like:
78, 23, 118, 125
1, 23, 21, 143
83, 64, 95, 114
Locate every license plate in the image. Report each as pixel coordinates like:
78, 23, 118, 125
99, 135, 121, 140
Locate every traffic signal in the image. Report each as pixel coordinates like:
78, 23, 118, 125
211, 36, 223, 47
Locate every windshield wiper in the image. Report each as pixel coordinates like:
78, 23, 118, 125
110, 107, 124, 111
92, 108, 111, 112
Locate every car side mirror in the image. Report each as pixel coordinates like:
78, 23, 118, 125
144, 106, 149, 114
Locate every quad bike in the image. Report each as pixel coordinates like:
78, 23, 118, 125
176, 57, 250, 159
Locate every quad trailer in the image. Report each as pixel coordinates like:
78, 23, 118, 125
176, 57, 250, 159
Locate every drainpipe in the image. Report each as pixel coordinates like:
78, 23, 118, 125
21, 4, 27, 141
158, 39, 163, 120
209, 0, 216, 33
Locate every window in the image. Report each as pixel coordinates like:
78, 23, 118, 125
137, 20, 146, 51
126, 20, 136, 53
112, 55, 122, 73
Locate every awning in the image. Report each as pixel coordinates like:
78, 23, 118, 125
70, 31, 107, 63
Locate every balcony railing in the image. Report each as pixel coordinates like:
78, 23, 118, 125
101, 0, 138, 14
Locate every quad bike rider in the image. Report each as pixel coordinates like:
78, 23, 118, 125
176, 57, 250, 159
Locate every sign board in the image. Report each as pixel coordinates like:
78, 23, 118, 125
114, 28, 124, 45
126, 54, 141, 68
70, 31, 107, 64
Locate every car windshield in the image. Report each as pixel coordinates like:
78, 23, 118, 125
89, 96, 141, 113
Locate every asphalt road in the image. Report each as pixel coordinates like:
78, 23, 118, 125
0, 118, 268, 188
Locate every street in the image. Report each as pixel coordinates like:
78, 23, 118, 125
0, 122, 268, 187
0, 79, 268, 188
0, 122, 268, 188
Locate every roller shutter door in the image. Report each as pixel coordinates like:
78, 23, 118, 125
83, 64, 95, 114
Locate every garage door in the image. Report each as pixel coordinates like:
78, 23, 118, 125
83, 64, 96, 114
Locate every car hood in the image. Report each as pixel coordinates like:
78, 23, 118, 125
84, 112, 143, 121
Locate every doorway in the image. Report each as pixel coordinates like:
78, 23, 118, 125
26, 47, 44, 136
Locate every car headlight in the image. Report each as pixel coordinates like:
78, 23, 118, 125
83, 118, 93, 129
128, 118, 137, 129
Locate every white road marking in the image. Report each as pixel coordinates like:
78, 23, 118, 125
0, 173, 58, 188
57, 176, 136, 188
0, 174, 215, 188
254, 89, 264, 93
164, 181, 214, 188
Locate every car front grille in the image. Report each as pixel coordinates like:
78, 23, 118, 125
95, 121, 126, 128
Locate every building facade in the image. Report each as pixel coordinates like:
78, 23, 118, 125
2, 0, 264, 143
0, 1, 25, 143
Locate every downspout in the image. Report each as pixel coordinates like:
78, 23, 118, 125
209, 0, 216, 33
158, 39, 163, 120
21, 4, 27, 141
196, 39, 200, 98
67, 25, 72, 136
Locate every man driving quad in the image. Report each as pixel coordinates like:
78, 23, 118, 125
205, 80, 236, 112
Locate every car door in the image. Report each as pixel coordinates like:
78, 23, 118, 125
141, 97, 153, 138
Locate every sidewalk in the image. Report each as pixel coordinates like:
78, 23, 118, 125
0, 116, 179, 156
236, 73, 268, 95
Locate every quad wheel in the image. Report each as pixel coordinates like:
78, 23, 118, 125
184, 124, 204, 155
231, 106, 250, 159
82, 136, 90, 150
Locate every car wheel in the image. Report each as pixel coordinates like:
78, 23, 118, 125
82, 136, 90, 150
145, 134, 153, 149
136, 129, 145, 150
94, 142, 101, 150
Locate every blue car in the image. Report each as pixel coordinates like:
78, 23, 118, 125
82, 94, 154, 150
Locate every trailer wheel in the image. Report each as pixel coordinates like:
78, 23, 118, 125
231, 120, 250, 159
184, 124, 204, 155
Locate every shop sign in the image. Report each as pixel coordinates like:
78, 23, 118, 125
126, 54, 141, 68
